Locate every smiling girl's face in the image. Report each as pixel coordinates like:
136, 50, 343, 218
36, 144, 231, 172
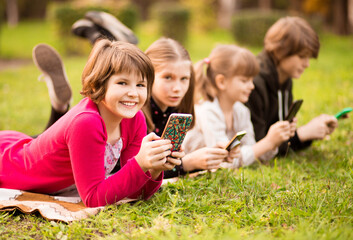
152, 60, 191, 112
218, 74, 255, 105
227, 75, 255, 104
99, 72, 147, 121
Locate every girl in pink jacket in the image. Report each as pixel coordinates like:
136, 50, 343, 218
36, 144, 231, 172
0, 40, 183, 207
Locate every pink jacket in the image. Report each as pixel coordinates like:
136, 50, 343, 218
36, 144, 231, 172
0, 98, 163, 207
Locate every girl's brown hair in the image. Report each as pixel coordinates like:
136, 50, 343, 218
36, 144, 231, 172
142, 38, 195, 132
81, 39, 155, 103
264, 16, 320, 64
194, 44, 259, 102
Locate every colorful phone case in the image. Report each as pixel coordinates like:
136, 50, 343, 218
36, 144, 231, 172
161, 113, 193, 152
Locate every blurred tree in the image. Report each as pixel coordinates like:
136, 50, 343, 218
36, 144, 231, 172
332, 0, 350, 34
259, 0, 271, 10
180, 0, 217, 30
349, 0, 353, 33
217, 0, 238, 29
242, 0, 290, 10
5, 0, 49, 24
289, 0, 302, 12
131, 0, 156, 20
239, 0, 257, 8
155, 2, 190, 44
6, 0, 18, 27
303, 0, 351, 34
18, 0, 49, 19
302, 0, 330, 16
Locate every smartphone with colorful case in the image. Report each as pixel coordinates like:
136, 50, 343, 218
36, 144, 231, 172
224, 130, 247, 151
161, 113, 193, 152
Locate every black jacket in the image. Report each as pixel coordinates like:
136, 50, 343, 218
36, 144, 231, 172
246, 51, 312, 155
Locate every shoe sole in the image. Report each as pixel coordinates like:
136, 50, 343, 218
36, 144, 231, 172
85, 11, 138, 44
32, 44, 72, 104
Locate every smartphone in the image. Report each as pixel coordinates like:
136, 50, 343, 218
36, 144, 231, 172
335, 107, 352, 119
224, 130, 247, 151
161, 113, 193, 152
285, 99, 303, 122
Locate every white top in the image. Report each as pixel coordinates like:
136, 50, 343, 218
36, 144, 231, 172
183, 98, 277, 167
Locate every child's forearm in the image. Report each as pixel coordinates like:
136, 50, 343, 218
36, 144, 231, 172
179, 153, 194, 172
149, 169, 163, 180
252, 137, 276, 159
296, 125, 311, 142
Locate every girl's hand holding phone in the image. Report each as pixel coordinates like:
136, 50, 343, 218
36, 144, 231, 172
135, 132, 173, 173
266, 121, 291, 148
149, 150, 183, 179
226, 145, 241, 163
165, 150, 184, 169
216, 142, 240, 163
182, 147, 228, 171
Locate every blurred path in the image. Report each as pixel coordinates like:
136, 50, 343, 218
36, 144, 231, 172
0, 59, 31, 71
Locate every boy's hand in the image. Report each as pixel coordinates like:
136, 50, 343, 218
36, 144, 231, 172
297, 114, 338, 141
289, 117, 297, 137
325, 115, 338, 134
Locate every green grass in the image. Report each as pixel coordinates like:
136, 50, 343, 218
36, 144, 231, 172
1, 20, 353, 239
0, 21, 59, 59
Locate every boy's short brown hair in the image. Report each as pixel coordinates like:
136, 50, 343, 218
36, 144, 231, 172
264, 16, 320, 64
81, 39, 155, 103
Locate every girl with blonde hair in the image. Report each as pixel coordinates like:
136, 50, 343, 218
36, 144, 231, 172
142, 38, 234, 177
183, 44, 295, 167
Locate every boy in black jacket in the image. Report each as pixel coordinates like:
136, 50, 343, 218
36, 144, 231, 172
246, 16, 338, 155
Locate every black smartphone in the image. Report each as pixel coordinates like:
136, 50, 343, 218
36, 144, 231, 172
161, 113, 193, 152
285, 99, 303, 122
224, 130, 246, 151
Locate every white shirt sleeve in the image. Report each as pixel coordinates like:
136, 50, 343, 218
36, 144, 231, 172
184, 100, 278, 168
183, 99, 231, 154
232, 102, 277, 167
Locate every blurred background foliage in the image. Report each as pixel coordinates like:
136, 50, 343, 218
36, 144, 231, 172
0, 0, 352, 57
